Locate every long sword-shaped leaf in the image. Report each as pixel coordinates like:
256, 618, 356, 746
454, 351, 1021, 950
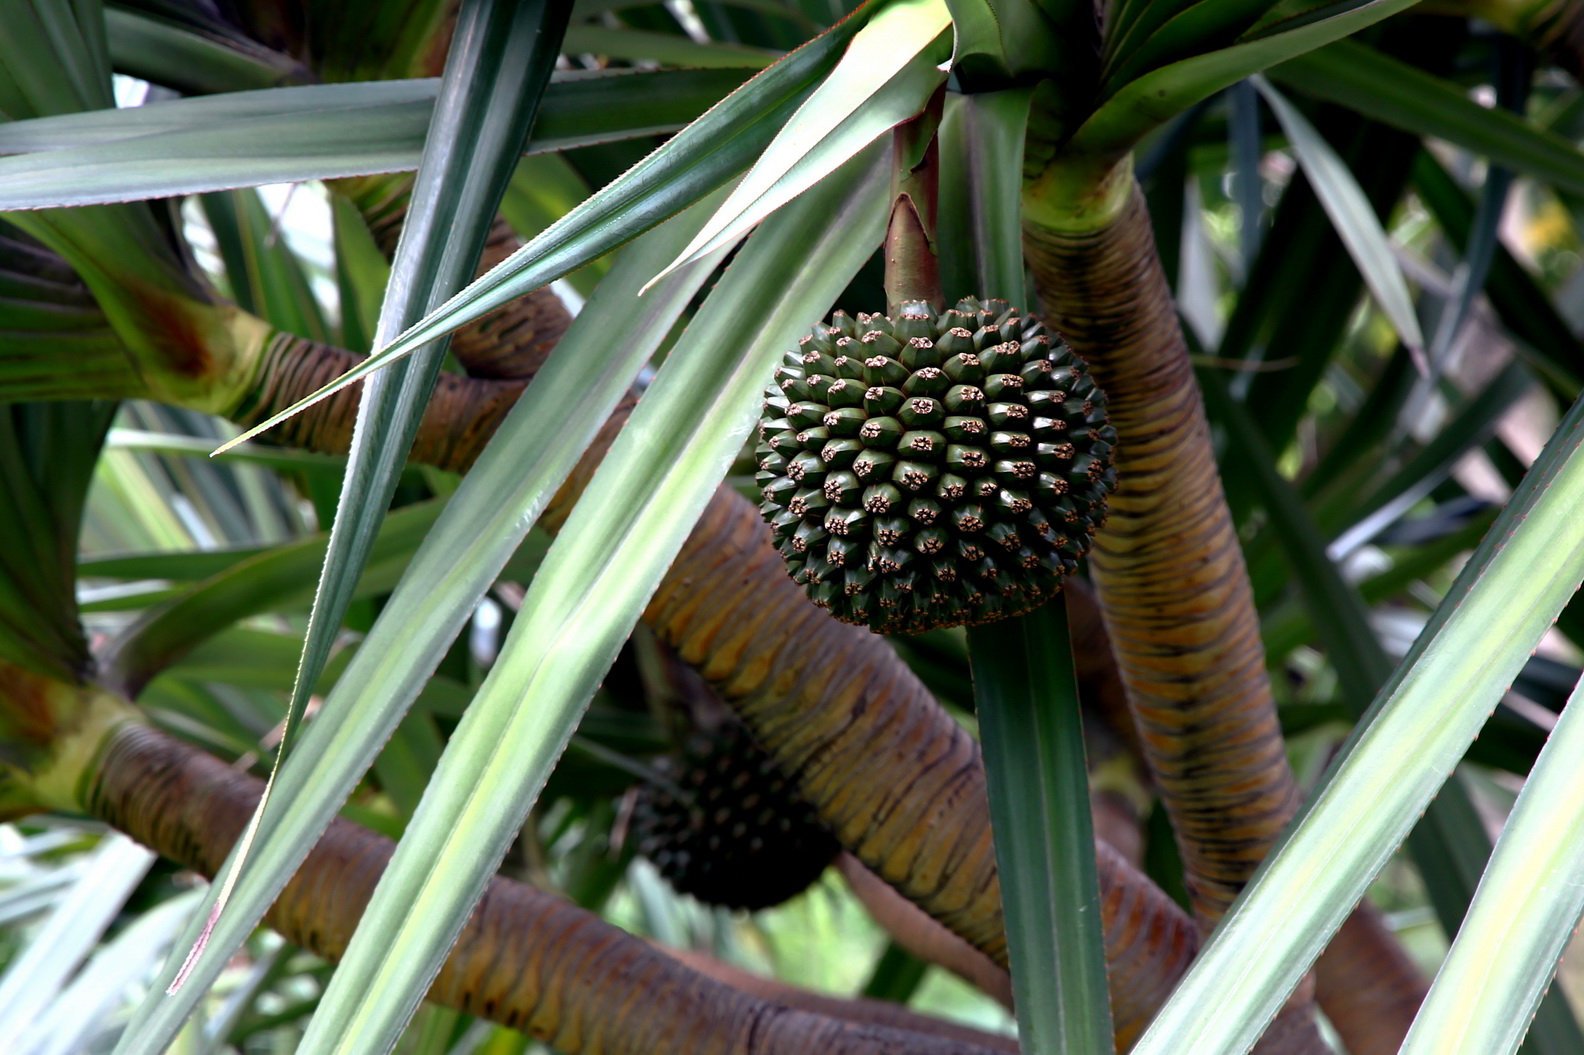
0, 834, 154, 1042
935, 89, 1035, 303
972, 602, 1115, 1055
1254, 78, 1423, 362
295, 146, 889, 1055
1101, 0, 1271, 97
97, 500, 445, 696
102, 429, 347, 471
0, 70, 744, 209
0, 73, 703, 152
652, 0, 950, 281
1068, 0, 1421, 158
562, 24, 780, 67
1401, 671, 1584, 1055
109, 184, 725, 1055
1130, 391, 1584, 1055
950, 85, 1112, 1054
17, 890, 204, 1055
103, 4, 308, 94
1271, 40, 1584, 200
116, 0, 571, 1043
213, 10, 865, 451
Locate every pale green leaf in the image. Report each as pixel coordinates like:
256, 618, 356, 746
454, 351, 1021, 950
1130, 392, 1584, 1055
651, 0, 950, 283
1255, 78, 1423, 358
1401, 671, 1584, 1055
0, 70, 744, 209
115, 2, 573, 1046
108, 194, 724, 1055
294, 147, 888, 1054
0, 834, 154, 1040
17, 891, 204, 1055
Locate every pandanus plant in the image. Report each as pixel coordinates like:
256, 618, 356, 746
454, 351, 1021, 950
3, 0, 1584, 1053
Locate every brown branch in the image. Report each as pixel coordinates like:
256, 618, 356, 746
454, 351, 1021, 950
836, 854, 1014, 1009
81, 716, 1009, 1055
229, 331, 524, 473
664, 945, 1019, 1053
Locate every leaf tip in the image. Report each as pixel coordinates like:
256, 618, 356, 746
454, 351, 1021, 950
211, 431, 258, 458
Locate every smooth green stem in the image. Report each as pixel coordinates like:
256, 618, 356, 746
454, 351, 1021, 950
969, 598, 1115, 1055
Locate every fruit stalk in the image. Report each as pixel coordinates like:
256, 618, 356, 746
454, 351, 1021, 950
883, 90, 945, 313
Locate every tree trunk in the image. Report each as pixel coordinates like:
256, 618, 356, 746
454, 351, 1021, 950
1024, 176, 1422, 1052
1025, 184, 1298, 923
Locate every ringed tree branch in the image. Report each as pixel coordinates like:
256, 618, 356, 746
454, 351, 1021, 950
10, 672, 1010, 1055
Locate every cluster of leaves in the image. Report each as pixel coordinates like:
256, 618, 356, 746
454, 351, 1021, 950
1, 0, 1584, 1053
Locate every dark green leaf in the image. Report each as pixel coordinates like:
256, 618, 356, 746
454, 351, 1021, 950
0, 70, 748, 208
1272, 41, 1584, 200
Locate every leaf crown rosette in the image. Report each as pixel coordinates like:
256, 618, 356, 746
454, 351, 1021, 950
756, 297, 1116, 633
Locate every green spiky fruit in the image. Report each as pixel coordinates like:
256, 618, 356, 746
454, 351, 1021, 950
756, 297, 1116, 633
631, 724, 840, 911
